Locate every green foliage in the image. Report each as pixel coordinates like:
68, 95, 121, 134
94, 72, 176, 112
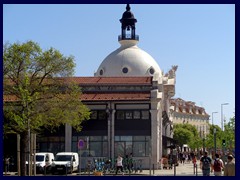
173, 123, 201, 149
3, 40, 91, 134
223, 116, 235, 149
173, 127, 194, 146
3, 41, 91, 176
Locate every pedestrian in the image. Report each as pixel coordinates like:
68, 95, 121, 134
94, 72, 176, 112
127, 153, 133, 173
224, 154, 235, 176
9, 156, 14, 172
192, 154, 197, 168
200, 151, 212, 176
115, 154, 124, 175
212, 153, 224, 176
4, 156, 10, 172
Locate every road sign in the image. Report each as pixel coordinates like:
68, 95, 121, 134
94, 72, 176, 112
78, 139, 84, 149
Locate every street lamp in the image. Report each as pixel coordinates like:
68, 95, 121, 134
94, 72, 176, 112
221, 103, 229, 131
106, 104, 112, 162
214, 128, 217, 154
211, 112, 218, 126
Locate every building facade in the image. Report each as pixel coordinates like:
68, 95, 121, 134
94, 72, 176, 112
169, 98, 210, 138
37, 4, 177, 169
4, 5, 210, 170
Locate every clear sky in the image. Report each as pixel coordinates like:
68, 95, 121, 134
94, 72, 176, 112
3, 4, 235, 128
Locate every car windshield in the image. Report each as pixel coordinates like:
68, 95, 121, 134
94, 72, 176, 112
55, 155, 72, 161
36, 155, 44, 161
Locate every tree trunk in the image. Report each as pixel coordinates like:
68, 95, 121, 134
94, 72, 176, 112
20, 132, 28, 176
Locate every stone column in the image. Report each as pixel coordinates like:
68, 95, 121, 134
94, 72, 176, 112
150, 89, 163, 169
111, 110, 116, 163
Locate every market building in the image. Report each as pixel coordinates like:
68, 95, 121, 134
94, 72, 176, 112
4, 4, 210, 170
37, 4, 177, 169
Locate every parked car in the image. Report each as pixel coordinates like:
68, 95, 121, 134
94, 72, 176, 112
25, 152, 54, 174
51, 152, 79, 174
35, 152, 54, 174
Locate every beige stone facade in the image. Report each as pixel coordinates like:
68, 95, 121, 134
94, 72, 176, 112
169, 98, 210, 136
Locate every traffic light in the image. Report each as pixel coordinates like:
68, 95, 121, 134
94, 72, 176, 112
222, 139, 226, 147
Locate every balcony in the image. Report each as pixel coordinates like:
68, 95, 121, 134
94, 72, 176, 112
118, 34, 139, 41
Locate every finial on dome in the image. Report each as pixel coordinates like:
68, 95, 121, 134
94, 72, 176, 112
126, 4, 130, 11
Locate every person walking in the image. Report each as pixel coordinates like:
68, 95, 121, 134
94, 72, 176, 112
212, 153, 224, 176
115, 155, 124, 175
192, 154, 197, 168
224, 154, 235, 176
200, 151, 212, 176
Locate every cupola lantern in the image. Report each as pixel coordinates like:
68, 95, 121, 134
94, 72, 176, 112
119, 4, 139, 41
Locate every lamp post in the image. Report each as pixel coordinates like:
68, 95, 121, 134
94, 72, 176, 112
106, 103, 112, 163
211, 112, 218, 126
221, 103, 229, 131
214, 128, 217, 154
211, 112, 218, 158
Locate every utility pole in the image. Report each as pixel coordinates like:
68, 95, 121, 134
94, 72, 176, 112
214, 128, 217, 154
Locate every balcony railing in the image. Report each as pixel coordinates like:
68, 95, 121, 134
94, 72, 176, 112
118, 35, 139, 41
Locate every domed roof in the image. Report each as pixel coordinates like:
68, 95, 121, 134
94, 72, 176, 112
95, 40, 162, 77
121, 4, 135, 19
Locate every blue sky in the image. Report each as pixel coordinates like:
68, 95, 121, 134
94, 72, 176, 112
3, 4, 235, 128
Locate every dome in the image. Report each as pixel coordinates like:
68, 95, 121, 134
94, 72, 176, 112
95, 40, 162, 77
122, 10, 135, 19
121, 4, 135, 19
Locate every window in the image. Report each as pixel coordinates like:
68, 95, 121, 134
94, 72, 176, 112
90, 111, 97, 119
133, 111, 140, 119
122, 67, 128, 73
99, 69, 104, 75
116, 111, 124, 120
125, 111, 133, 119
98, 110, 107, 120
149, 67, 155, 75
133, 142, 146, 156
116, 110, 150, 120
142, 111, 149, 119
114, 136, 150, 157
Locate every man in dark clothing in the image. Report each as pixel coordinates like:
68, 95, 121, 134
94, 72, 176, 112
200, 151, 212, 176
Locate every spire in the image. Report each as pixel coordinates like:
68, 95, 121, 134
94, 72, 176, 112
126, 4, 130, 11
118, 4, 139, 42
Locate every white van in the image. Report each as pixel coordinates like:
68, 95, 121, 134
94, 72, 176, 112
51, 152, 79, 174
35, 152, 54, 173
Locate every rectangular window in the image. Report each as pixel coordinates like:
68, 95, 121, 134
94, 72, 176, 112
116, 111, 124, 120
125, 111, 133, 119
142, 111, 149, 119
90, 142, 102, 157
133, 111, 140, 119
115, 142, 125, 157
133, 136, 145, 141
90, 111, 97, 119
98, 110, 107, 120
121, 136, 132, 141
133, 142, 146, 156
126, 142, 133, 155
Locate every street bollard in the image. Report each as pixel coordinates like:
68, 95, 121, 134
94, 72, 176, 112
196, 164, 198, 176
153, 164, 155, 175
174, 163, 176, 176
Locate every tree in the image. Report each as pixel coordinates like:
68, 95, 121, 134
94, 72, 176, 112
223, 116, 235, 151
3, 41, 91, 176
173, 124, 201, 150
173, 126, 194, 149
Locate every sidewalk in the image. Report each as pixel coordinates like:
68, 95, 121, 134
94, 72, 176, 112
140, 161, 203, 176
3, 161, 214, 176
